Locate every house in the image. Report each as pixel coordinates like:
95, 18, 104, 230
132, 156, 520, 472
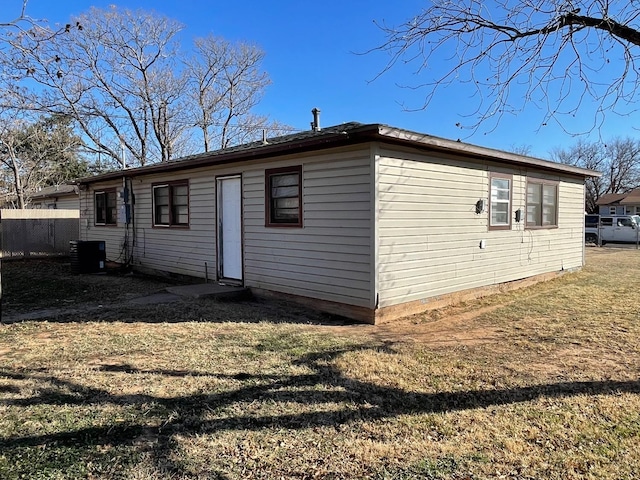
1, 184, 80, 209
29, 184, 80, 209
595, 189, 640, 216
76, 120, 599, 324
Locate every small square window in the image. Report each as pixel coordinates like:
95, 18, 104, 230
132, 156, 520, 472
153, 181, 189, 227
265, 166, 302, 227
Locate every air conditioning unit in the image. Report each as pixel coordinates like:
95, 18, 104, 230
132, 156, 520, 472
70, 240, 106, 274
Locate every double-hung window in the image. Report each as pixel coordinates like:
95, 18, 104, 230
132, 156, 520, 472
153, 181, 189, 227
526, 180, 558, 228
95, 189, 117, 226
265, 166, 302, 227
489, 173, 512, 230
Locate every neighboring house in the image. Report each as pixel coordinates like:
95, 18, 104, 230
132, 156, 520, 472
596, 189, 640, 216
76, 121, 599, 323
29, 184, 80, 210
0, 184, 80, 209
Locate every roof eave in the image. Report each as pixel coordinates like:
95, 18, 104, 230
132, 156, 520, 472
373, 126, 601, 178
77, 123, 601, 184
77, 128, 367, 185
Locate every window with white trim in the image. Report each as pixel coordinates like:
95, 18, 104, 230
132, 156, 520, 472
489, 173, 512, 230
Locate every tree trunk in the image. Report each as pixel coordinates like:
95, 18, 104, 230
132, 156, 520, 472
7, 145, 25, 209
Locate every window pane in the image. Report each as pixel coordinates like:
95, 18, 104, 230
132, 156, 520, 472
527, 204, 540, 225
106, 207, 117, 224
491, 202, 509, 225
491, 178, 509, 191
173, 204, 188, 224
490, 177, 510, 226
154, 186, 169, 205
172, 185, 188, 206
527, 184, 541, 204
274, 197, 299, 209
543, 205, 556, 225
271, 173, 298, 188
272, 185, 299, 198
95, 193, 105, 223
527, 182, 557, 227
527, 184, 542, 226
542, 184, 557, 225
273, 208, 299, 221
106, 192, 117, 224
154, 184, 190, 226
543, 185, 556, 205
154, 186, 169, 225
156, 205, 169, 225
267, 169, 301, 225
173, 194, 188, 207
106, 192, 117, 208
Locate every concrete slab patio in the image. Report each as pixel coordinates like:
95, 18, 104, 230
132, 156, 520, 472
165, 283, 250, 301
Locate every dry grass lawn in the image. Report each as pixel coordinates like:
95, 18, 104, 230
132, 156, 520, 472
1, 248, 639, 479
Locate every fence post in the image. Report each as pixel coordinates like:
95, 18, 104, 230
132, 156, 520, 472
20, 219, 28, 258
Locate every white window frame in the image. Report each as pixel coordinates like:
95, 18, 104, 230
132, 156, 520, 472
489, 173, 512, 230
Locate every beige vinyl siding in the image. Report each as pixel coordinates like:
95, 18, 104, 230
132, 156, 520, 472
52, 195, 79, 210
31, 194, 78, 210
79, 181, 127, 263
78, 147, 373, 308
376, 148, 585, 308
131, 167, 221, 279
243, 148, 373, 307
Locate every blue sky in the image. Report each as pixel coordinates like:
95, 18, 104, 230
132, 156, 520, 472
21, 0, 640, 159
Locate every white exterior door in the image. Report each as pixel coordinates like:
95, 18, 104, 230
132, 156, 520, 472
217, 176, 243, 282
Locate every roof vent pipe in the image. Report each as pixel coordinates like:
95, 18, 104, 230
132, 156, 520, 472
311, 107, 321, 132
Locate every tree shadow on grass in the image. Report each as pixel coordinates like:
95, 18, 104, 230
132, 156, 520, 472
2, 257, 360, 328
1, 296, 360, 327
1, 342, 639, 477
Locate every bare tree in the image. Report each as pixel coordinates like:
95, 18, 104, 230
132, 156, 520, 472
2, 6, 290, 167
553, 137, 640, 212
374, 1, 640, 133
4, 6, 187, 166
1, 1, 52, 40
1, 1, 30, 31
0, 113, 83, 208
0, 1, 83, 87
186, 36, 272, 150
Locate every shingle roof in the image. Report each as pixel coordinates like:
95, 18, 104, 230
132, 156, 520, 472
620, 188, 640, 204
30, 184, 78, 199
596, 189, 640, 206
171, 122, 366, 162
77, 122, 600, 184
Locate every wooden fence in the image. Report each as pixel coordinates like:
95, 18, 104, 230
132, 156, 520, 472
0, 209, 80, 259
